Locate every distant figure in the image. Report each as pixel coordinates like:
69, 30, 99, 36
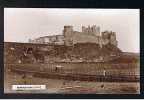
22, 74, 27, 84
103, 70, 106, 76
18, 60, 22, 64
63, 81, 66, 85
22, 74, 26, 79
101, 84, 104, 88
55, 65, 63, 72
55, 67, 58, 72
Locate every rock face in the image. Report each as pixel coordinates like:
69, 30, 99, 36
4, 42, 122, 64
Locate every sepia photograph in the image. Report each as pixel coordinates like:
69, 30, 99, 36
4, 8, 140, 94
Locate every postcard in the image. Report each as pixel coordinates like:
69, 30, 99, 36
4, 8, 140, 94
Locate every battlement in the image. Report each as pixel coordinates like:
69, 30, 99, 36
82, 25, 100, 36
63, 25, 117, 47
29, 25, 118, 47
63, 25, 73, 33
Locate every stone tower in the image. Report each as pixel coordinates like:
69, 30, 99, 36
63, 25, 73, 46
82, 25, 100, 36
95, 26, 100, 36
91, 25, 100, 36
82, 26, 86, 33
110, 32, 118, 46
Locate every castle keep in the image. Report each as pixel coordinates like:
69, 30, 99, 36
29, 25, 118, 47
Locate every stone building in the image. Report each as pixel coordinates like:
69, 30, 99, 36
29, 35, 64, 45
29, 25, 118, 47
63, 25, 117, 47
82, 25, 100, 36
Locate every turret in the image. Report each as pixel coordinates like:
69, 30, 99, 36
110, 32, 118, 46
81, 25, 100, 36
82, 26, 86, 33
63, 25, 73, 46
63, 26, 73, 34
95, 26, 100, 36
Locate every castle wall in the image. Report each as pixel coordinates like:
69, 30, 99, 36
101, 38, 110, 45
63, 25, 102, 46
63, 25, 118, 46
29, 35, 64, 45
101, 31, 117, 46
29, 25, 118, 47
110, 32, 118, 46
82, 25, 100, 36
71, 31, 100, 45
63, 26, 74, 46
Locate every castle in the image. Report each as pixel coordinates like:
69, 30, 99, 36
29, 25, 118, 47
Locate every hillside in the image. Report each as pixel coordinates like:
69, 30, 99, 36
4, 42, 130, 63
61, 43, 121, 61
109, 52, 139, 63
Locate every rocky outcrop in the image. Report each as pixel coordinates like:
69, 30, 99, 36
4, 42, 122, 64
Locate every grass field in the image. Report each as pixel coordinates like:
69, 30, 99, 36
4, 63, 140, 94
4, 71, 139, 94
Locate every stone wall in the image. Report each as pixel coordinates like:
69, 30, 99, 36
29, 25, 118, 47
71, 31, 100, 44
29, 35, 64, 45
82, 25, 100, 36
63, 25, 118, 47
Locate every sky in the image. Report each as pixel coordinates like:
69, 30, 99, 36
4, 8, 140, 53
